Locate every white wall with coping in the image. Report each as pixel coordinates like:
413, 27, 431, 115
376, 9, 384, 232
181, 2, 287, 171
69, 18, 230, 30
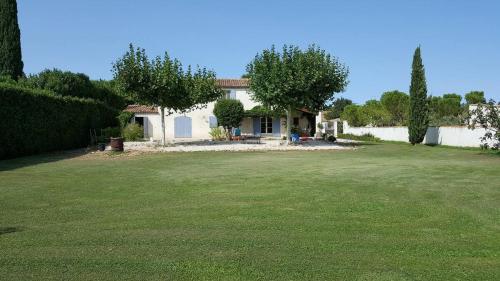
342, 121, 493, 147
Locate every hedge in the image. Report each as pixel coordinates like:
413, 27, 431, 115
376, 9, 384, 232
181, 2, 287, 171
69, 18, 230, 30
0, 83, 118, 159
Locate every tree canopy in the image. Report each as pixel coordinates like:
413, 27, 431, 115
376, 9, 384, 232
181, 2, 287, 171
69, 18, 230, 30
380, 90, 409, 125
246, 44, 349, 142
113, 44, 223, 144
324, 97, 352, 120
0, 0, 23, 79
341, 104, 367, 127
428, 93, 463, 126
465, 91, 486, 105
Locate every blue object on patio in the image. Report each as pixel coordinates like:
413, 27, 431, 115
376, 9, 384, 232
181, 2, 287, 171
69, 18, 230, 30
234, 128, 241, 136
291, 133, 300, 143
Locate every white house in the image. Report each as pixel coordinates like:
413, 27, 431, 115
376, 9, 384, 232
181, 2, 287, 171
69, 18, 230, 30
125, 79, 321, 141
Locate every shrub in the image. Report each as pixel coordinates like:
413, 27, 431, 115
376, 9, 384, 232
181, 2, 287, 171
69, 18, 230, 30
338, 133, 381, 142
101, 127, 121, 141
327, 135, 337, 142
122, 123, 144, 141
209, 127, 225, 141
0, 83, 118, 159
213, 99, 244, 139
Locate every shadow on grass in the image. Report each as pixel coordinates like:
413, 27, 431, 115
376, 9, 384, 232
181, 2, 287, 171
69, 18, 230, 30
0, 227, 23, 235
0, 149, 91, 172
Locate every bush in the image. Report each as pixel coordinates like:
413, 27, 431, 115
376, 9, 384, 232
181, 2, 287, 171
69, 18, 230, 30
100, 127, 121, 142
20, 69, 126, 110
122, 123, 144, 141
327, 135, 337, 142
209, 127, 225, 141
338, 133, 381, 142
0, 83, 118, 159
213, 99, 244, 138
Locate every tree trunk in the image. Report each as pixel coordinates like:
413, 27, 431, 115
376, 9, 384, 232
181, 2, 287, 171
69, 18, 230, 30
160, 107, 166, 146
286, 105, 292, 145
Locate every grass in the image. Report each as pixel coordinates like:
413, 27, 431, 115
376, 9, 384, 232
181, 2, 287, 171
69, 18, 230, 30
0, 143, 499, 280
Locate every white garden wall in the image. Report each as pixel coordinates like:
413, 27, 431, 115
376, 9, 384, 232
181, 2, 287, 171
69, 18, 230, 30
343, 121, 493, 147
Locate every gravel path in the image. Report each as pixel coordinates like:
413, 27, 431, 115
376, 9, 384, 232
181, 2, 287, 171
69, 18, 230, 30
124, 139, 354, 152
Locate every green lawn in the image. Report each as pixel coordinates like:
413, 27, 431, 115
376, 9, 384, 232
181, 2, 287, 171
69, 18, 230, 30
1, 143, 499, 280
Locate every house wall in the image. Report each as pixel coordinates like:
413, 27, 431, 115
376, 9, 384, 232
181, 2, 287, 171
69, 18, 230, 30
343, 121, 495, 147
134, 112, 162, 141
162, 88, 260, 140
133, 88, 323, 141
164, 104, 215, 140
235, 89, 259, 110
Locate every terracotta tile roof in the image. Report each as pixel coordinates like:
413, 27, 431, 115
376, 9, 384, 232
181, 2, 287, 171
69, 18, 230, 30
216, 78, 249, 88
124, 105, 158, 114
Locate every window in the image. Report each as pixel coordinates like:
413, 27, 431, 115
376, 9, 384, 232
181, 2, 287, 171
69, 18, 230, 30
260, 117, 273, 134
209, 116, 218, 128
224, 90, 236, 99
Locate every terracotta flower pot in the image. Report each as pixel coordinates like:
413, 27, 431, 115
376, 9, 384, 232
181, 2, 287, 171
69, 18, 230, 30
110, 137, 124, 152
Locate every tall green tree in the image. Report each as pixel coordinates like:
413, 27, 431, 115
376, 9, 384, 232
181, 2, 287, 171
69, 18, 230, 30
465, 91, 486, 104
113, 44, 223, 145
380, 90, 409, 125
408, 47, 429, 144
247, 45, 349, 144
325, 97, 352, 120
0, 0, 23, 79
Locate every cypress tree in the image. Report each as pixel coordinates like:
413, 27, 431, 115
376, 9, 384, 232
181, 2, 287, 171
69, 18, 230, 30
0, 0, 24, 79
408, 46, 428, 144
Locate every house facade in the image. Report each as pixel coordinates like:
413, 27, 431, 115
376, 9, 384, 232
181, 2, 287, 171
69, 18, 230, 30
125, 79, 319, 141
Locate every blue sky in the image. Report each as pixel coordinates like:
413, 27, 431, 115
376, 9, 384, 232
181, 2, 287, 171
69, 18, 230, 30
17, 0, 500, 103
